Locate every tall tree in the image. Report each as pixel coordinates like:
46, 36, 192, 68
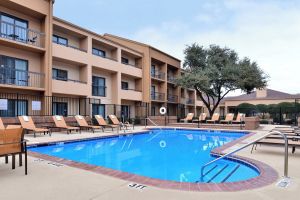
177, 44, 268, 117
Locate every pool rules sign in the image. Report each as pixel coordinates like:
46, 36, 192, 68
0, 99, 8, 110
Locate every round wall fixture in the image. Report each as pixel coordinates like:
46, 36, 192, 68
159, 107, 167, 115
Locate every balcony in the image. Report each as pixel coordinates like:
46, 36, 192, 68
92, 51, 118, 62
186, 98, 195, 105
151, 92, 165, 101
167, 94, 178, 103
120, 88, 142, 101
151, 71, 165, 80
52, 77, 88, 96
0, 66, 44, 90
167, 75, 177, 84
53, 40, 87, 53
0, 20, 44, 48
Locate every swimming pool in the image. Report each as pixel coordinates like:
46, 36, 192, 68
29, 129, 259, 183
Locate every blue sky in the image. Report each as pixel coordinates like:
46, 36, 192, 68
54, 0, 300, 95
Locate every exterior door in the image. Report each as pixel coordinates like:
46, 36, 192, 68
121, 105, 130, 122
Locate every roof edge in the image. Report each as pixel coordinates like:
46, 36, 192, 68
104, 33, 181, 62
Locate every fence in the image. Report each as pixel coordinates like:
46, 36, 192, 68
0, 93, 149, 124
229, 102, 300, 125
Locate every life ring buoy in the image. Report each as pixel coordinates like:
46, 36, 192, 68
159, 140, 166, 148
159, 107, 167, 115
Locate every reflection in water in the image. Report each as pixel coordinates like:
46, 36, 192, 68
159, 140, 167, 148
53, 147, 64, 153
74, 144, 85, 151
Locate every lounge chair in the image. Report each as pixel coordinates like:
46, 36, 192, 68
180, 113, 194, 123
206, 113, 220, 124
75, 115, 103, 133
0, 127, 27, 175
52, 115, 80, 134
18, 116, 51, 137
108, 114, 133, 130
232, 113, 245, 124
254, 136, 300, 154
220, 113, 234, 124
192, 113, 207, 123
0, 117, 5, 129
94, 115, 119, 131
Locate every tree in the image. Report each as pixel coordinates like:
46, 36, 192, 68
176, 44, 268, 117
236, 103, 257, 116
256, 104, 269, 118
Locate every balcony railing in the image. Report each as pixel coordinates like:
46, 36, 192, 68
121, 88, 142, 92
0, 66, 44, 88
167, 76, 177, 83
121, 61, 141, 69
53, 40, 87, 52
0, 20, 45, 48
167, 94, 178, 103
92, 52, 118, 62
151, 92, 165, 101
52, 76, 87, 84
151, 71, 165, 80
186, 98, 195, 105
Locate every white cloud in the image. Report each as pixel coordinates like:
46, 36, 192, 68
132, 0, 300, 95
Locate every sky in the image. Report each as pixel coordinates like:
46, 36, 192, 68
54, 0, 300, 96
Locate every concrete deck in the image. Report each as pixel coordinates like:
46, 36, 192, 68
0, 125, 299, 200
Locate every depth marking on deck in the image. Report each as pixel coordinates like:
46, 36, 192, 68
128, 183, 147, 190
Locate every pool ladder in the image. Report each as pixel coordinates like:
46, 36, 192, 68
199, 130, 289, 183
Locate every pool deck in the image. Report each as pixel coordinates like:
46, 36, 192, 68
0, 125, 299, 200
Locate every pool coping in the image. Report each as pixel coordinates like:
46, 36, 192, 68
27, 128, 278, 192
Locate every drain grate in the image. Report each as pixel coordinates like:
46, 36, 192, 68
276, 178, 291, 188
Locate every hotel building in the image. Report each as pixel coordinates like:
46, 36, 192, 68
0, 0, 202, 122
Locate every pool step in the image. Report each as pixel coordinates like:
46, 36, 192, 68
207, 164, 229, 183
221, 164, 240, 183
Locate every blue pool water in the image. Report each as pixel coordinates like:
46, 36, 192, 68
29, 129, 259, 183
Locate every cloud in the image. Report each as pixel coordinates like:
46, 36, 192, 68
131, 0, 300, 95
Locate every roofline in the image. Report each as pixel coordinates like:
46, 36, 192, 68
53, 17, 143, 56
104, 33, 181, 62
224, 97, 299, 101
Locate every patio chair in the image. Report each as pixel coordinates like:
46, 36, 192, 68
108, 115, 133, 130
0, 117, 5, 129
206, 113, 220, 124
94, 115, 119, 131
18, 116, 51, 137
0, 127, 28, 175
52, 115, 80, 134
220, 113, 234, 124
180, 113, 194, 123
192, 113, 207, 123
75, 115, 103, 133
232, 113, 246, 124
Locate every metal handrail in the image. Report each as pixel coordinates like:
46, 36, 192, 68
144, 117, 162, 130
200, 130, 289, 182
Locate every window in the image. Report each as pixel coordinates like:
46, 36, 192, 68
52, 68, 68, 81
151, 64, 156, 76
0, 13, 28, 42
151, 85, 155, 99
92, 104, 105, 118
52, 102, 68, 116
121, 81, 129, 90
52, 35, 68, 46
0, 55, 28, 86
92, 76, 106, 96
121, 57, 129, 64
92, 48, 106, 58
0, 99, 28, 117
